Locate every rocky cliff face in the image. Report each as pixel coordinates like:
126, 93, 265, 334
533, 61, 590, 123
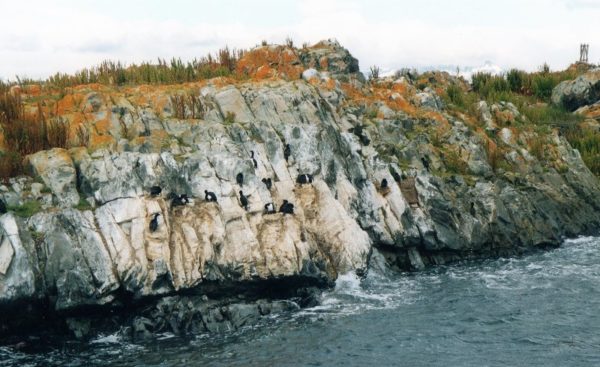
1, 41, 600, 338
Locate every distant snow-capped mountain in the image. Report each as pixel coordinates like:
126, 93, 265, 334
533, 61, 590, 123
372, 61, 505, 81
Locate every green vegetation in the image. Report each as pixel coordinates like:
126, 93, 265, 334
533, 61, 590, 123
47, 48, 244, 88
30, 230, 46, 252
442, 147, 469, 175
74, 198, 93, 211
521, 104, 581, 126
8, 200, 42, 218
170, 91, 204, 119
565, 125, 600, 175
223, 111, 236, 124
368, 66, 380, 81
438, 64, 599, 177
0, 89, 71, 179
1, 46, 245, 92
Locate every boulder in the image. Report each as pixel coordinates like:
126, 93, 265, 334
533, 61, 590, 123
551, 69, 600, 111
299, 40, 363, 81
25, 148, 79, 207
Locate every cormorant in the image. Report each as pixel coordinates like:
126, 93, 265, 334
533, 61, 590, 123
470, 202, 476, 216
0, 199, 6, 214
359, 135, 370, 146
171, 194, 189, 207
149, 186, 162, 197
262, 178, 272, 190
279, 200, 294, 215
250, 151, 258, 169
421, 157, 430, 172
378, 178, 391, 196
296, 174, 314, 185
264, 202, 276, 214
236, 172, 244, 186
391, 169, 402, 183
149, 213, 160, 232
204, 190, 217, 202
284, 144, 291, 161
239, 191, 249, 211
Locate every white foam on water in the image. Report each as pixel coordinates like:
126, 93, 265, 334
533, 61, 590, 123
297, 271, 422, 320
90, 332, 121, 344
156, 332, 176, 341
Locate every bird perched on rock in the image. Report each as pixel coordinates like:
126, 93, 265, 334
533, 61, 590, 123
421, 156, 430, 172
378, 178, 390, 196
149, 213, 160, 232
250, 151, 258, 169
296, 174, 314, 185
284, 144, 291, 161
204, 190, 217, 202
170, 193, 189, 208
391, 169, 402, 183
264, 202, 276, 214
0, 199, 6, 214
149, 186, 162, 197
262, 178, 272, 190
239, 191, 249, 211
279, 200, 294, 215
236, 172, 244, 186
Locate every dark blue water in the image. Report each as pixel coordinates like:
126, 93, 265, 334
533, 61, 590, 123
2, 237, 600, 366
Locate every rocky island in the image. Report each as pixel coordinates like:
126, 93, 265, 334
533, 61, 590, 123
1, 40, 599, 341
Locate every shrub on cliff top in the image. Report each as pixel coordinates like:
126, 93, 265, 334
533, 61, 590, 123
45, 47, 246, 88
0, 91, 70, 179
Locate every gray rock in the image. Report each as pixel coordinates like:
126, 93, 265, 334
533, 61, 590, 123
1, 57, 600, 338
551, 69, 600, 111
26, 148, 80, 207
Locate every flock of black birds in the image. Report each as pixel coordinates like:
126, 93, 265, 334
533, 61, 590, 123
0, 141, 427, 234
147, 146, 300, 231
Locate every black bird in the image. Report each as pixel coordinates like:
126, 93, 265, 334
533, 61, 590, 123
171, 194, 189, 208
204, 190, 217, 202
279, 200, 294, 215
262, 178, 272, 190
149, 186, 162, 197
236, 172, 244, 186
296, 174, 314, 185
264, 202, 276, 214
359, 135, 370, 146
421, 157, 430, 172
470, 202, 476, 216
239, 191, 249, 211
180, 194, 190, 204
391, 170, 401, 183
284, 144, 291, 161
250, 151, 258, 169
149, 213, 160, 232
0, 199, 6, 214
381, 178, 388, 189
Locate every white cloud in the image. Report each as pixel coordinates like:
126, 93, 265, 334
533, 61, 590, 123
564, 0, 600, 9
0, 0, 598, 80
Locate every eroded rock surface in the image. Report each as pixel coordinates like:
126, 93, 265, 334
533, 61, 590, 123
1, 41, 600, 339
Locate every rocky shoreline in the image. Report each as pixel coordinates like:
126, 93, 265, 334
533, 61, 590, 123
1, 40, 600, 341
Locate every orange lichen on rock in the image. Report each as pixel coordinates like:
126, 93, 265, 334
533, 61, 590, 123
89, 134, 115, 150
419, 110, 449, 125
56, 94, 79, 115
93, 116, 112, 135
236, 46, 303, 80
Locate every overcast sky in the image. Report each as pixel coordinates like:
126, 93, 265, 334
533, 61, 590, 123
1, 0, 599, 80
